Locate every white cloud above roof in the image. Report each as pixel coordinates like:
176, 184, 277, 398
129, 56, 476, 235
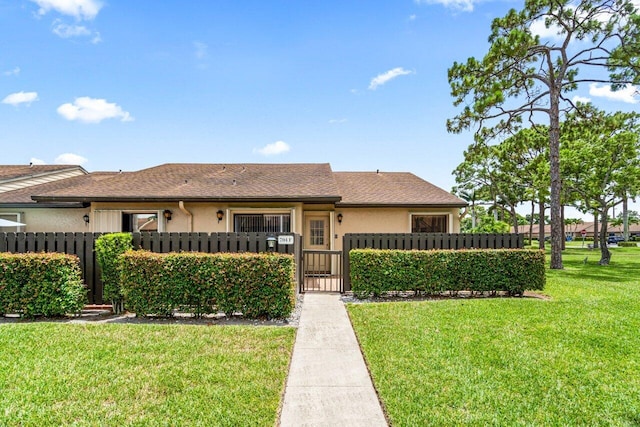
57, 97, 134, 123
368, 67, 414, 90
589, 83, 638, 104
52, 22, 90, 37
31, 0, 103, 20
30, 157, 47, 165
572, 95, 591, 104
2, 91, 39, 106
55, 153, 88, 165
3, 67, 20, 77
253, 141, 291, 156
414, 0, 475, 12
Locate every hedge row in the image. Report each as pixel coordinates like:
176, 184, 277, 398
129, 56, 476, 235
0, 253, 86, 317
95, 233, 132, 313
350, 249, 545, 298
118, 250, 295, 319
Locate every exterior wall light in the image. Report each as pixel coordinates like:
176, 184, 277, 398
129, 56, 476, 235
337, 213, 343, 224
163, 210, 172, 221
83, 214, 90, 224
216, 210, 224, 223
266, 235, 277, 252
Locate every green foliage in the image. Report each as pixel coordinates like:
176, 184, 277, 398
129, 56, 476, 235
350, 248, 545, 299
94, 233, 132, 313
0, 253, 86, 317
471, 215, 510, 233
618, 241, 638, 247
347, 247, 640, 425
119, 251, 295, 319
448, 0, 640, 269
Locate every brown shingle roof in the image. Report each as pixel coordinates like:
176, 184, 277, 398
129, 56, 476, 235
334, 171, 466, 207
0, 173, 117, 205
0, 165, 84, 181
32, 163, 342, 203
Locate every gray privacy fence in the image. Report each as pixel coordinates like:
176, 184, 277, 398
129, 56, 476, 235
0, 232, 301, 304
342, 233, 525, 291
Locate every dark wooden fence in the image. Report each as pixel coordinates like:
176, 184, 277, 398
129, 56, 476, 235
0, 232, 301, 304
342, 233, 525, 291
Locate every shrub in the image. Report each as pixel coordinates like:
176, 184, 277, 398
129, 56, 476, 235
119, 251, 295, 319
95, 233, 132, 313
350, 249, 545, 299
0, 253, 86, 317
618, 241, 638, 247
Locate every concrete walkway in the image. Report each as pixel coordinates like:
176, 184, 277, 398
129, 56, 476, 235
279, 293, 388, 427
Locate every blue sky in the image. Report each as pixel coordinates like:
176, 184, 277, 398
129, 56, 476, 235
1, 0, 639, 217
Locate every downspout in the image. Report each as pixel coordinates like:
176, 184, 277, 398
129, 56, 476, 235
179, 201, 193, 232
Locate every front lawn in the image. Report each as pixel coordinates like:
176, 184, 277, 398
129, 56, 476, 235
0, 324, 295, 426
347, 247, 640, 426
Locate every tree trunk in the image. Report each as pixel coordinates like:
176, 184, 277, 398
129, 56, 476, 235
623, 197, 629, 241
529, 199, 535, 246
593, 212, 599, 249
599, 208, 611, 265
548, 91, 563, 269
471, 200, 477, 230
538, 200, 546, 250
511, 205, 519, 234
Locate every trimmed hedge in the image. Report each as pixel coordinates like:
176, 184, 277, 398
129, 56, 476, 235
119, 251, 296, 319
95, 233, 132, 313
350, 249, 545, 299
618, 241, 638, 247
0, 253, 86, 317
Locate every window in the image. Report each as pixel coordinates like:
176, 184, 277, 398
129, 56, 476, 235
412, 215, 448, 233
122, 212, 158, 232
0, 213, 23, 231
234, 214, 291, 233
310, 219, 325, 245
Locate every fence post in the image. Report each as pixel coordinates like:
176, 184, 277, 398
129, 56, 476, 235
343, 235, 351, 292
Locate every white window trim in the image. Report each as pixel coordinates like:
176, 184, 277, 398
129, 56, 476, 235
95, 210, 165, 232
409, 212, 452, 233
121, 210, 165, 232
0, 212, 24, 231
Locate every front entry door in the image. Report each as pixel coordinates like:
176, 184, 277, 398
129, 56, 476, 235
305, 213, 330, 273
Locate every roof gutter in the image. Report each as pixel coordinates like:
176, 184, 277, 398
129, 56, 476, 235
179, 201, 193, 232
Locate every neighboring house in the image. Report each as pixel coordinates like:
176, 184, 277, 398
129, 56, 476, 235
1, 163, 467, 252
514, 221, 640, 240
0, 165, 91, 232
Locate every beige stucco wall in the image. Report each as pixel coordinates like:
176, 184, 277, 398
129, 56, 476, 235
330, 207, 461, 251
89, 202, 307, 234
1, 203, 461, 240
0, 208, 90, 232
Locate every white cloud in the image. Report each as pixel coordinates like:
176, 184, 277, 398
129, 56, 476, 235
414, 0, 475, 12
55, 153, 88, 165
329, 118, 348, 124
589, 83, 639, 104
253, 141, 291, 156
194, 41, 208, 60
2, 91, 39, 106
30, 158, 47, 165
368, 67, 414, 90
52, 22, 91, 37
3, 67, 20, 76
409, 14, 417, 21
57, 97, 134, 123
31, 0, 103, 20
530, 18, 564, 41
572, 95, 591, 104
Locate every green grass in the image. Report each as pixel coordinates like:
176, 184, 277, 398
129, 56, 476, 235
0, 324, 295, 426
347, 246, 640, 426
